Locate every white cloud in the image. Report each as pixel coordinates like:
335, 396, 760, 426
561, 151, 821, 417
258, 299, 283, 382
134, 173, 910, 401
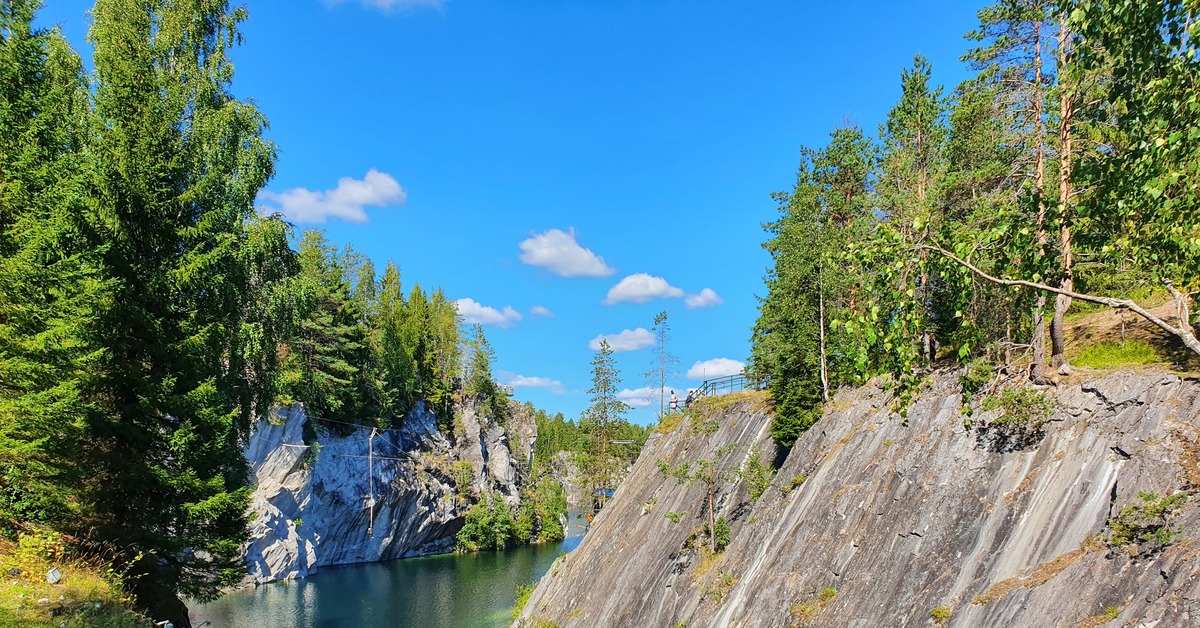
518, 228, 615, 278
530, 305, 554, 317
588, 328, 654, 352
455, 298, 522, 328
687, 358, 745, 380
603, 273, 684, 305
499, 371, 564, 393
616, 387, 659, 408
259, 169, 405, 224
685, 288, 724, 309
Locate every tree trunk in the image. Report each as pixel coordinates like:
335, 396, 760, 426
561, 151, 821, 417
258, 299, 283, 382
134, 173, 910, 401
707, 478, 716, 553
819, 277, 830, 403
1051, 14, 1075, 373
1030, 21, 1050, 384
922, 245, 1200, 360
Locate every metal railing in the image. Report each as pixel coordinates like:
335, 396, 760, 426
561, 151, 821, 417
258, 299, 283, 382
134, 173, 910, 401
682, 372, 768, 408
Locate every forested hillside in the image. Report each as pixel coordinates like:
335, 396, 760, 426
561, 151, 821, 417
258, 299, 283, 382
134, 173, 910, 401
751, 0, 1200, 448
0, 0, 507, 622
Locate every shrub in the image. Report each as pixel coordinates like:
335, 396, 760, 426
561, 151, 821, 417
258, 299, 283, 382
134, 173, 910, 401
982, 387, 1054, 428
665, 511, 685, 524
452, 460, 476, 500
710, 517, 730, 552
1108, 491, 1188, 550
770, 405, 821, 449
700, 570, 737, 604
782, 474, 807, 495
931, 605, 951, 624
960, 358, 994, 415
455, 494, 519, 552
790, 587, 837, 622
743, 448, 775, 501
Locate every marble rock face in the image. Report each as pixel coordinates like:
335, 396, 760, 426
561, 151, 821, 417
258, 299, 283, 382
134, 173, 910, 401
518, 370, 1200, 628
242, 398, 534, 584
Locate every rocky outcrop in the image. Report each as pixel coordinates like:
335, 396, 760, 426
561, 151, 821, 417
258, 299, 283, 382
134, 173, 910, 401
242, 398, 534, 584
519, 369, 1200, 627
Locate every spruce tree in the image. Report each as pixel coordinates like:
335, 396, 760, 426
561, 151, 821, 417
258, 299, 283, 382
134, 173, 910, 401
375, 260, 417, 425
83, 1, 293, 618
582, 340, 630, 504
0, 0, 102, 528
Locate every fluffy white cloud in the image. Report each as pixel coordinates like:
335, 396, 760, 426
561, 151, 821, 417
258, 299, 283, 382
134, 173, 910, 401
530, 305, 555, 317
499, 371, 564, 393
518, 228, 615, 278
588, 328, 654, 352
455, 298, 522, 328
616, 387, 659, 408
603, 273, 684, 305
685, 288, 724, 309
259, 169, 405, 224
687, 358, 745, 380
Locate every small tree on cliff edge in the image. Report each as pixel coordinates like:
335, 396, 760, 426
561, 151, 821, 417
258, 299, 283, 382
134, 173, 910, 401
582, 340, 631, 506
645, 311, 680, 418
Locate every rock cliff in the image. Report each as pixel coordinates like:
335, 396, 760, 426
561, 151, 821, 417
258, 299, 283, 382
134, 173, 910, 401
518, 369, 1200, 627
242, 398, 533, 584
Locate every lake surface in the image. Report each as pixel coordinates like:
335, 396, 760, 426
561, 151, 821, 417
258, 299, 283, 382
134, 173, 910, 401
191, 532, 584, 628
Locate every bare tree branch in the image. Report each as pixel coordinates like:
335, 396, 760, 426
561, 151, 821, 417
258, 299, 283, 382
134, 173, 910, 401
921, 244, 1200, 356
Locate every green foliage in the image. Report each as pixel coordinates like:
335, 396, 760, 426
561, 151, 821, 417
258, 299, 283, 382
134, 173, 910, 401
751, 125, 876, 450
452, 460, 475, 502
743, 448, 775, 501
1, 529, 144, 627
1073, 340, 1162, 369
710, 517, 730, 552
464, 323, 507, 420
581, 341, 635, 493
981, 387, 1054, 428
783, 474, 808, 495
279, 237, 465, 434
511, 582, 535, 621
1071, 0, 1200, 290
664, 511, 685, 524
1108, 491, 1188, 550
791, 587, 838, 622
655, 410, 684, 434
699, 570, 737, 605
931, 605, 952, 624
769, 404, 820, 450
960, 359, 995, 398
455, 494, 519, 553
516, 461, 569, 544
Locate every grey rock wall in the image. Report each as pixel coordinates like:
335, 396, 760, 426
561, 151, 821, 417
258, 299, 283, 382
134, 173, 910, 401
519, 369, 1200, 627
242, 398, 533, 584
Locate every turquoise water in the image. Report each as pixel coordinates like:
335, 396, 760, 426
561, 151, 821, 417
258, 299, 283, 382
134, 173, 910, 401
190, 535, 582, 628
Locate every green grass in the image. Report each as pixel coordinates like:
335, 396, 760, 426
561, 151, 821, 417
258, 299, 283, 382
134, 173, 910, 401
0, 529, 145, 627
655, 411, 683, 434
1074, 340, 1162, 369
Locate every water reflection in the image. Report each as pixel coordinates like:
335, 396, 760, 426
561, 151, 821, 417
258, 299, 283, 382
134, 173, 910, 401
192, 535, 582, 628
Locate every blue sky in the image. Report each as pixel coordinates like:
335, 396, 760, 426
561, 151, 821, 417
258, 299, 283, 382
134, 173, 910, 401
38, 0, 985, 425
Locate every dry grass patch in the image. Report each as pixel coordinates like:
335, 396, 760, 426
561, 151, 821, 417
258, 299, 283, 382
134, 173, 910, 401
973, 549, 1085, 605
